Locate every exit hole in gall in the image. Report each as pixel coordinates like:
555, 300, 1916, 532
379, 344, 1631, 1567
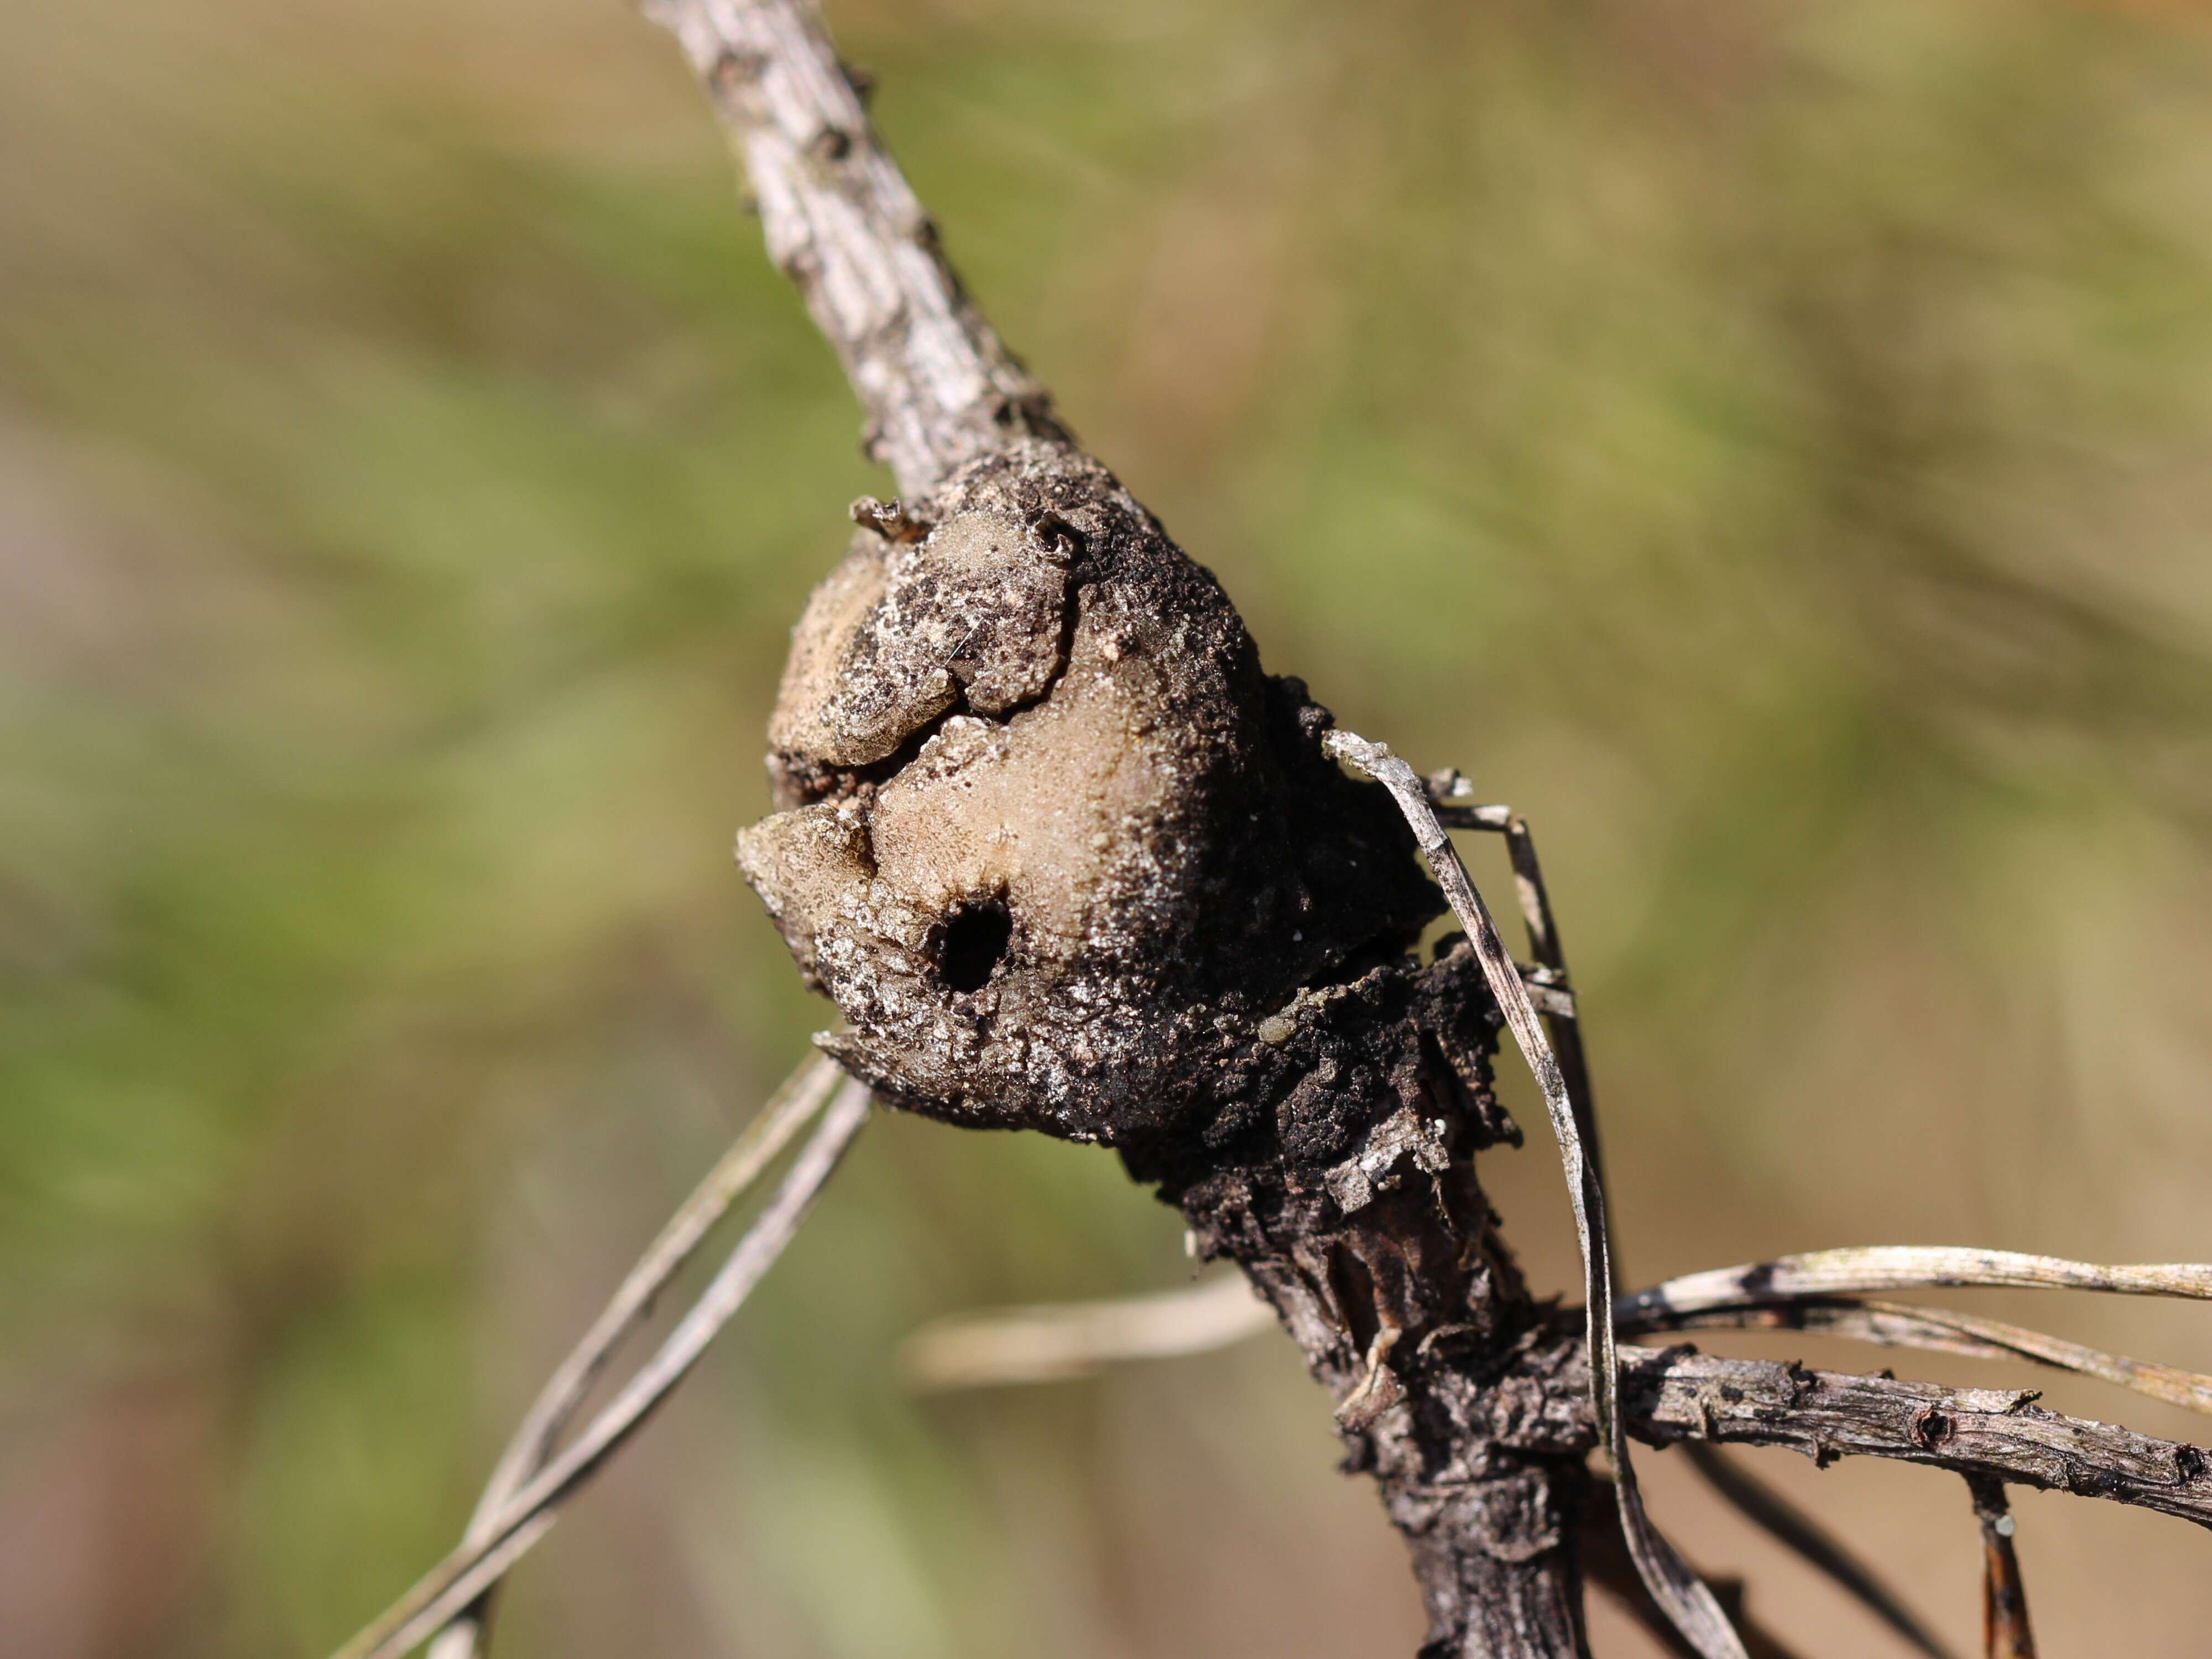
940, 902, 1013, 993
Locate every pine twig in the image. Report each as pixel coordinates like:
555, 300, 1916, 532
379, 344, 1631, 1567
1621, 1348, 2212, 1531
642, 0, 1067, 497
519, 2, 2212, 1650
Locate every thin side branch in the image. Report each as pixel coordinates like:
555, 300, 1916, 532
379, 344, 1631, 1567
1621, 1349, 2212, 1531
1964, 1477, 2036, 1659
331, 1077, 874, 1659
644, 0, 1068, 496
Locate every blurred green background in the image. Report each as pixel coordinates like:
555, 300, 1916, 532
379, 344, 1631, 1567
6, 0, 2212, 1653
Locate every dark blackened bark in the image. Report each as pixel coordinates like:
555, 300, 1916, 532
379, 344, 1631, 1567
1152, 1138, 1598, 1658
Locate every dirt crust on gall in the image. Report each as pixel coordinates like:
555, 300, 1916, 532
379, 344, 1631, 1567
738, 441, 1483, 1152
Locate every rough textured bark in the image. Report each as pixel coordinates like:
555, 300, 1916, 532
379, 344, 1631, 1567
645, 0, 1067, 497
1621, 1350, 2212, 1529
1147, 1123, 1600, 1657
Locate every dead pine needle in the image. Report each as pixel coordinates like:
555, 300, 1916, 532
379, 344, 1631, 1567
427, 1051, 843, 1659
331, 1076, 872, 1659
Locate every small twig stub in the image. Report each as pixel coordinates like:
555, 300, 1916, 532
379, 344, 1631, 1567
1965, 1477, 2037, 1659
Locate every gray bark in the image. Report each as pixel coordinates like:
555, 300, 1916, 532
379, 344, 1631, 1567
647, 0, 1067, 497
1621, 1349, 2212, 1529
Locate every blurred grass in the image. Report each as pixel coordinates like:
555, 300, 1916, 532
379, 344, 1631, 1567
4, 0, 2212, 1655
